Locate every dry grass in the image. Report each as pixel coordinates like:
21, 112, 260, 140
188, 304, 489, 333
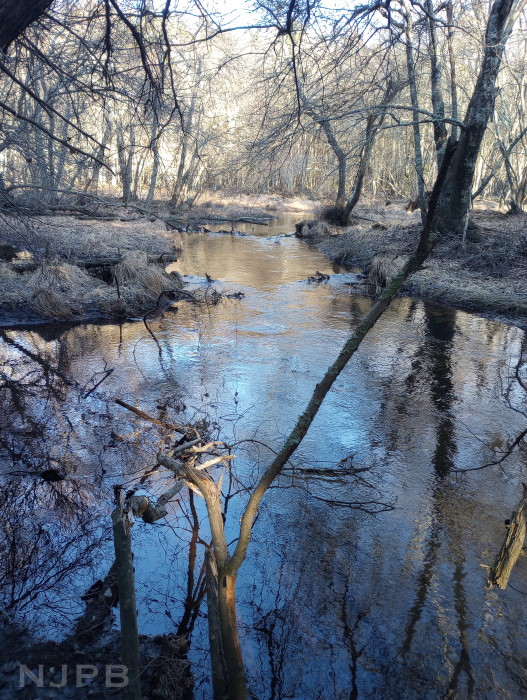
114, 251, 183, 298
25, 263, 100, 319
296, 220, 334, 239
0, 215, 181, 261
311, 202, 527, 326
367, 255, 407, 288
112, 252, 183, 317
0, 212, 186, 323
0, 255, 184, 323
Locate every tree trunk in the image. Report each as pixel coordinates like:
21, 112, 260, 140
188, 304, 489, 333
487, 484, 527, 589
84, 120, 111, 195
206, 551, 228, 700
426, 0, 448, 169
156, 452, 249, 698
112, 490, 142, 700
146, 120, 160, 206
318, 119, 347, 206
342, 80, 401, 222
117, 129, 133, 204
402, 0, 426, 225
0, 0, 53, 52
432, 0, 527, 236
446, 1, 459, 143
217, 573, 247, 700
341, 114, 374, 220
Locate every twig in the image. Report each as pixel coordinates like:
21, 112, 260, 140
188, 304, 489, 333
114, 398, 185, 432
83, 368, 114, 399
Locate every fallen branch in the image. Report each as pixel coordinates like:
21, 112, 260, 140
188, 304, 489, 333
487, 483, 527, 589
10, 253, 178, 273
114, 398, 184, 432
238, 217, 269, 226
195, 455, 235, 471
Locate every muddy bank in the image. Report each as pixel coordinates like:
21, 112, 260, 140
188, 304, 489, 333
300, 204, 527, 327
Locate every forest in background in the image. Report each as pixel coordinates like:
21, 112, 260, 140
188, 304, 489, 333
0, 0, 526, 216
1, 2, 527, 699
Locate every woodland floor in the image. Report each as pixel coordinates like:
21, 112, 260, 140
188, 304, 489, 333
308, 199, 527, 329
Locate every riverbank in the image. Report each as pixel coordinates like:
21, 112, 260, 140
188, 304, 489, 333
0, 195, 301, 326
2, 197, 526, 328
301, 202, 527, 328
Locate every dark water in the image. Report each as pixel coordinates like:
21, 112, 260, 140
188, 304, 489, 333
1, 214, 527, 698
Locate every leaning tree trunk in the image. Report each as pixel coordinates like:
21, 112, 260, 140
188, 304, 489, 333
487, 484, 527, 589
432, 0, 527, 236
341, 80, 402, 222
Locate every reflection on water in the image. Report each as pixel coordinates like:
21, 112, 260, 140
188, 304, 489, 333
1, 216, 527, 697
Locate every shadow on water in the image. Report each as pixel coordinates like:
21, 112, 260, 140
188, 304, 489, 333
1, 216, 527, 697
395, 305, 474, 694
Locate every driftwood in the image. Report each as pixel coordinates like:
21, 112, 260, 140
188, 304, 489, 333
194, 215, 271, 225
238, 217, 269, 225
10, 252, 178, 273
487, 483, 527, 589
164, 216, 270, 232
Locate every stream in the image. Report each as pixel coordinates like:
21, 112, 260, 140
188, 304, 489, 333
1, 213, 527, 698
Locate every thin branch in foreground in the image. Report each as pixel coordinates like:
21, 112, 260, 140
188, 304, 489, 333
224, 138, 458, 577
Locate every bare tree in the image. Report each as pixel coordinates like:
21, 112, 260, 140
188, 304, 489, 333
432, 0, 527, 235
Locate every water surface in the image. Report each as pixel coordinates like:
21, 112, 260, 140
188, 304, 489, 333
1, 215, 526, 698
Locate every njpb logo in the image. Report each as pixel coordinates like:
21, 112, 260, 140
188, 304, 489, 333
19, 664, 129, 688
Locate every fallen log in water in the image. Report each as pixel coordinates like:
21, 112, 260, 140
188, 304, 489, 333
195, 215, 272, 223
164, 215, 270, 231
238, 217, 269, 225
487, 483, 527, 589
9, 252, 178, 273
